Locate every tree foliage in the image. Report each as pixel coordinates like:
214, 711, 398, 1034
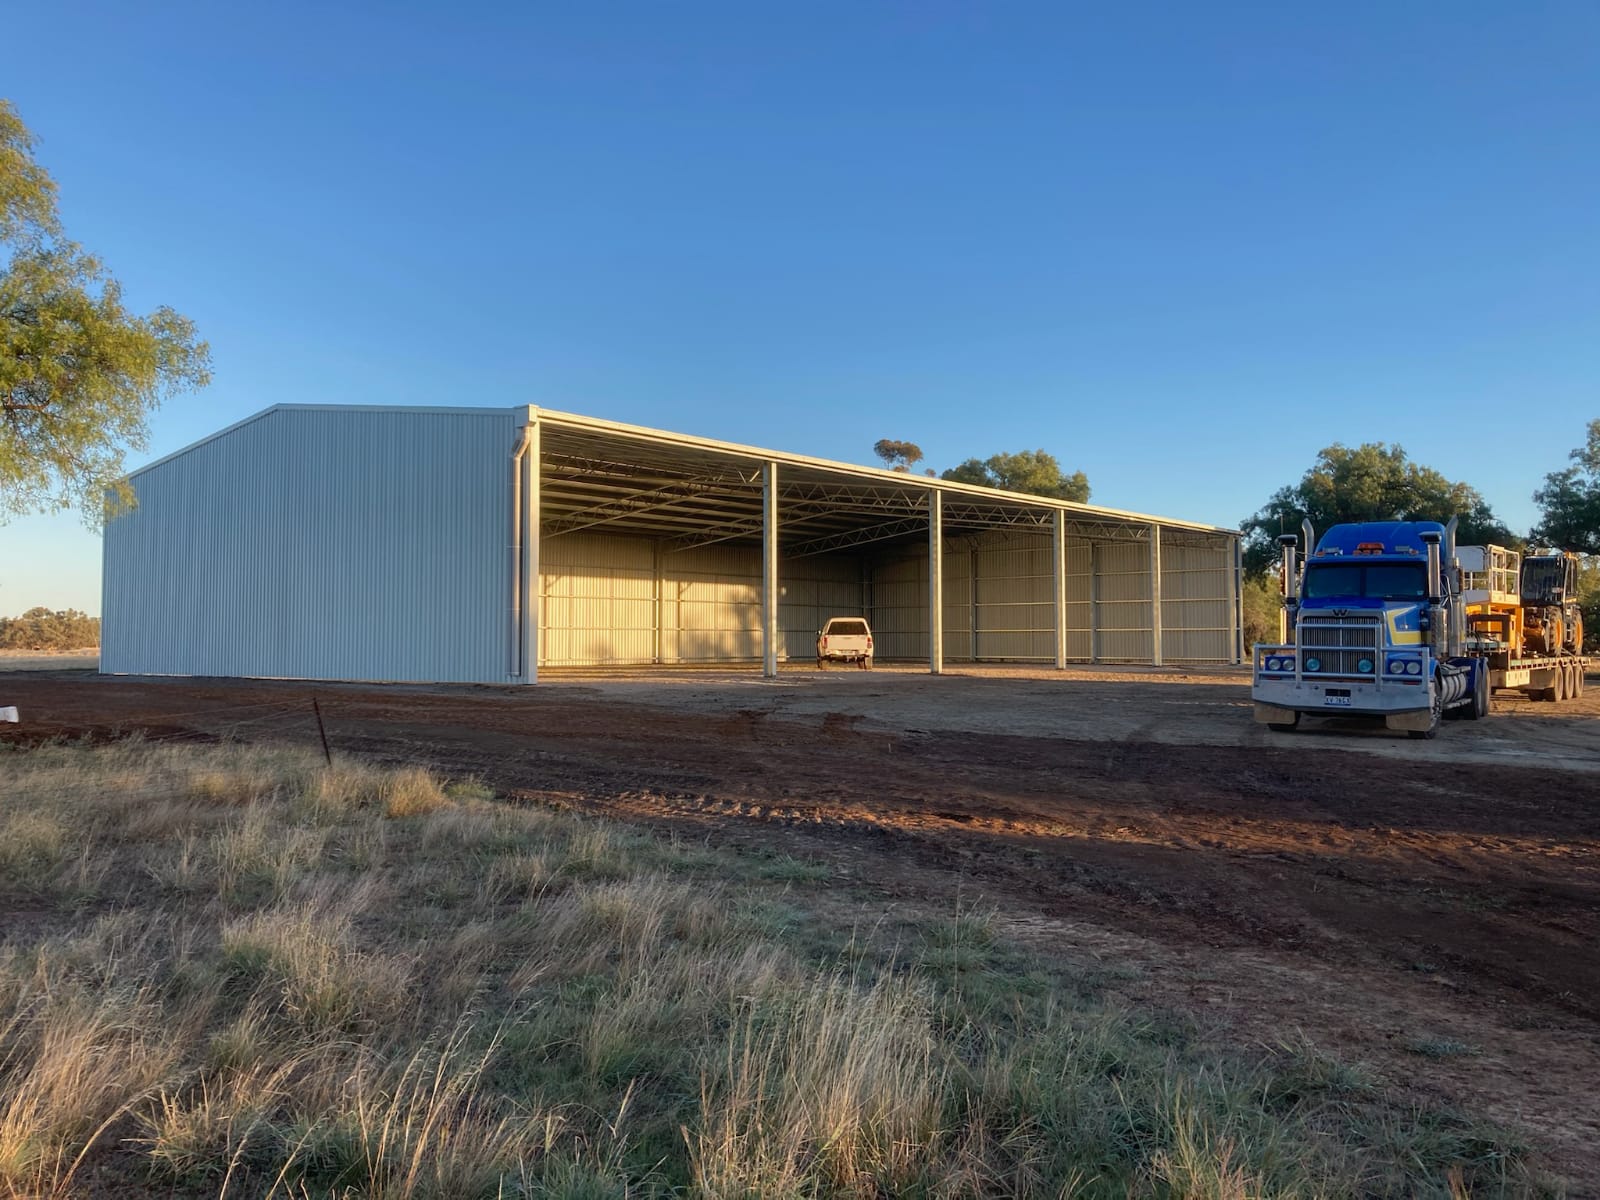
1241, 573, 1283, 651
1531, 420, 1600, 554
872, 439, 924, 473
941, 449, 1090, 503
1, 101, 210, 523
1240, 443, 1513, 575
0, 606, 99, 650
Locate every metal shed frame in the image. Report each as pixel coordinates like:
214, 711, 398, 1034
521, 406, 1242, 682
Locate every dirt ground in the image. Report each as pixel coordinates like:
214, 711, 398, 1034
4, 664, 1598, 1188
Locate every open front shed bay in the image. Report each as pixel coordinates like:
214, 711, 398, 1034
102, 405, 1243, 683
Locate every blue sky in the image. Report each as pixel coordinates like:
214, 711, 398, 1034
4, 1, 1597, 615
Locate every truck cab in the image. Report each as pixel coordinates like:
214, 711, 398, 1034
1252, 520, 1490, 739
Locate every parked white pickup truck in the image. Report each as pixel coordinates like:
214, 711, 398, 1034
816, 617, 873, 669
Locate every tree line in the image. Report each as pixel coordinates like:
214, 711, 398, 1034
872, 439, 1090, 503
1235, 425, 1600, 650
0, 607, 99, 651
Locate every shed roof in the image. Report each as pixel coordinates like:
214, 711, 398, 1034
131, 403, 1237, 554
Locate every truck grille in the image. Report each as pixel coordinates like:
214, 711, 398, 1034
1298, 615, 1380, 676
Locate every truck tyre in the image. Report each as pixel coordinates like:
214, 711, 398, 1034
1467, 666, 1490, 719
1407, 686, 1444, 739
1555, 667, 1569, 703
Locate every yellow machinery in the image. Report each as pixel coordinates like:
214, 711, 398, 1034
1459, 545, 1587, 701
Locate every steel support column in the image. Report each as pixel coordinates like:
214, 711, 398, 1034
929, 489, 944, 674
520, 419, 541, 683
1149, 522, 1163, 667
762, 461, 779, 678
1231, 536, 1244, 665
1053, 510, 1068, 669
1089, 542, 1101, 664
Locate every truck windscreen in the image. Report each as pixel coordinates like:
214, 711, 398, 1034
1303, 563, 1428, 601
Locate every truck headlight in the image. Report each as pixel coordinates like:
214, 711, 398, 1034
1386, 658, 1403, 674
1406, 660, 1422, 676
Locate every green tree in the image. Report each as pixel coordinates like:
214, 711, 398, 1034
1240, 443, 1513, 574
940, 449, 1090, 502
0, 606, 99, 650
1241, 573, 1284, 652
1577, 558, 1599, 652
1531, 420, 1600, 554
1, 101, 210, 522
872, 438, 924, 473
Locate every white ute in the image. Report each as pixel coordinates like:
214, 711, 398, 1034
816, 617, 873, 669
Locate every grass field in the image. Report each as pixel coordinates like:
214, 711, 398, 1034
0, 735, 1549, 1198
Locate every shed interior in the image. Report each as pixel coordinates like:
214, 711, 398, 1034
535, 411, 1241, 672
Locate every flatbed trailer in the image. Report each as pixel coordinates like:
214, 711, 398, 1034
1483, 652, 1589, 701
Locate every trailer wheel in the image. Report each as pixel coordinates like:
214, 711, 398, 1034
1555, 667, 1569, 703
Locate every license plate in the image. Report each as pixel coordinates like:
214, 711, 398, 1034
1323, 695, 1351, 707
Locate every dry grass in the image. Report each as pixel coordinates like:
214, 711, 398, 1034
0, 734, 1553, 1198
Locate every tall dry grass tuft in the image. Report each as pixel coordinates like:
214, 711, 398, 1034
691, 971, 942, 1197
382, 768, 451, 819
0, 977, 181, 1196
219, 884, 411, 1036
308, 1025, 562, 1199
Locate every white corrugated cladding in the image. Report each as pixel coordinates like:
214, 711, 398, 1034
539, 531, 863, 665
102, 407, 519, 683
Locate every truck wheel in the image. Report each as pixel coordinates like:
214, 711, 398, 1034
1555, 667, 1569, 703
1468, 666, 1491, 719
1407, 687, 1444, 739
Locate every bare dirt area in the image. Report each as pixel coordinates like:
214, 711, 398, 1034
5, 664, 1599, 1187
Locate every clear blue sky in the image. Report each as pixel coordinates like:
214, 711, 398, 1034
4, 1, 1597, 615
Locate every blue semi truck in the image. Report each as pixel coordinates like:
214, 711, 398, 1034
1251, 519, 1494, 740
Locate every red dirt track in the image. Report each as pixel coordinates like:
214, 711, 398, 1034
4, 667, 1599, 1185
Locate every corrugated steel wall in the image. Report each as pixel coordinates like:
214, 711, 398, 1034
865, 531, 1233, 664
1160, 540, 1235, 663
539, 532, 863, 665
1094, 540, 1155, 662
102, 407, 518, 683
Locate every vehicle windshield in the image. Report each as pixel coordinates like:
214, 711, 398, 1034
1302, 563, 1428, 601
